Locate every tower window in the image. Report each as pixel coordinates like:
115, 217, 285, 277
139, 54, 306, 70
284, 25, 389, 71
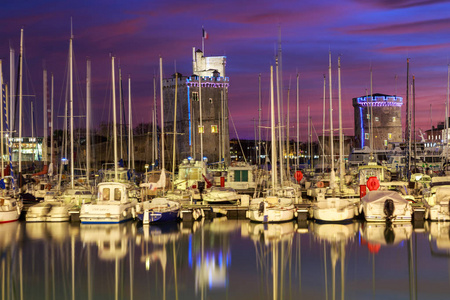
366, 114, 370, 120
365, 133, 369, 140
375, 117, 379, 122
388, 133, 392, 140
192, 92, 199, 101
392, 117, 396, 122
211, 125, 218, 133
198, 125, 204, 133
209, 98, 213, 104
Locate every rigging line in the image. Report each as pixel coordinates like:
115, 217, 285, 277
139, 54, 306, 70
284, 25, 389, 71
311, 120, 327, 165
228, 110, 247, 164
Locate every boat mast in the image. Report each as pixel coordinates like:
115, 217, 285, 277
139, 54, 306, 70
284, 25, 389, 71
270, 65, 277, 189
171, 72, 178, 192
128, 75, 133, 170
112, 56, 118, 181
9, 46, 14, 136
296, 72, 299, 174
86, 59, 91, 178
159, 56, 165, 171
199, 75, 203, 161
328, 50, 335, 188
258, 73, 262, 167
119, 66, 123, 160
276, 57, 284, 185
69, 29, 74, 189
286, 83, 290, 180
405, 58, 410, 177
18, 28, 23, 176
338, 55, 344, 191
322, 74, 326, 173
51, 74, 54, 172
152, 76, 156, 169
43, 68, 48, 167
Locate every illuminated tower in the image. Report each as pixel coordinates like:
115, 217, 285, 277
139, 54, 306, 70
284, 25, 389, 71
352, 93, 403, 150
163, 49, 230, 167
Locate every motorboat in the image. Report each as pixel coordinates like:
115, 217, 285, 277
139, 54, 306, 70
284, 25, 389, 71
423, 176, 450, 221
202, 186, 241, 204
247, 196, 296, 223
79, 182, 138, 224
312, 197, 358, 222
0, 195, 22, 223
136, 197, 180, 224
360, 190, 413, 222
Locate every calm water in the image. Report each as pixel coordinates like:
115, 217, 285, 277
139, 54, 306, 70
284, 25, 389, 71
0, 218, 449, 300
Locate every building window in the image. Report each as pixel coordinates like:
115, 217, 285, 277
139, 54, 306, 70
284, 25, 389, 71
211, 125, 218, 133
192, 92, 199, 101
209, 98, 213, 104
365, 133, 369, 140
366, 114, 370, 120
198, 125, 204, 133
388, 133, 392, 140
384, 140, 388, 146
375, 117, 379, 122
393, 117, 396, 122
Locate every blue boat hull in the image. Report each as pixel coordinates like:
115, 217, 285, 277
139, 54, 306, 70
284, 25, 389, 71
137, 209, 179, 223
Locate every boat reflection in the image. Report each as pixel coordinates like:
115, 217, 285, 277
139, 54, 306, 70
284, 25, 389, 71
360, 222, 412, 249
312, 221, 359, 300
426, 221, 450, 257
0, 221, 23, 300
244, 221, 296, 300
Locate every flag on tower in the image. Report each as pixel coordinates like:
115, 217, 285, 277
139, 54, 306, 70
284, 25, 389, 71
202, 28, 208, 39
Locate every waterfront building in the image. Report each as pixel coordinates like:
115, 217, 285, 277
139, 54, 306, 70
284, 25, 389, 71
352, 93, 403, 150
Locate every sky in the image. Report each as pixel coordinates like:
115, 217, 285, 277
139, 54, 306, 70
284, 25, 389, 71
1, 0, 450, 142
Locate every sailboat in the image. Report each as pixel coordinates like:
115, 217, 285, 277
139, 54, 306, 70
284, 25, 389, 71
79, 56, 138, 224
312, 54, 359, 222
247, 65, 296, 223
0, 31, 22, 223
27, 29, 94, 222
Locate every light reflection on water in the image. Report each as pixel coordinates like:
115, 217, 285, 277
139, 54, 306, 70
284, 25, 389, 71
0, 218, 450, 299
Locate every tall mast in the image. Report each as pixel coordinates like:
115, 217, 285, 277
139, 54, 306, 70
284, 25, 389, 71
338, 56, 344, 191
119, 66, 123, 160
405, 58, 410, 176
159, 56, 165, 171
86, 59, 91, 177
9, 47, 14, 135
286, 84, 290, 179
112, 56, 118, 180
43, 69, 48, 165
171, 72, 178, 191
276, 57, 283, 184
51, 74, 54, 170
259, 73, 262, 167
199, 75, 203, 161
18, 28, 23, 175
270, 65, 277, 189
152, 76, 156, 168
69, 30, 74, 189
370, 65, 374, 158
296, 73, 299, 174
322, 74, 326, 173
413, 75, 416, 171
128, 75, 132, 169
328, 50, 335, 187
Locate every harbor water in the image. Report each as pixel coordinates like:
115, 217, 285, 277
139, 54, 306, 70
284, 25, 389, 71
1, 218, 449, 299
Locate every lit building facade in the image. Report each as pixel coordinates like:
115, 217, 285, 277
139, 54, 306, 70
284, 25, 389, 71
352, 93, 403, 150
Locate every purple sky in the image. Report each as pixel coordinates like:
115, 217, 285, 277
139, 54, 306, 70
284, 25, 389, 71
1, 0, 450, 141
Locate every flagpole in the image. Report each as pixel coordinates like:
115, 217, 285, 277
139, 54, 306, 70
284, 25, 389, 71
202, 27, 204, 53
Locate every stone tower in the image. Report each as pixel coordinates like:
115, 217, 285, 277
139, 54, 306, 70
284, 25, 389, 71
163, 49, 230, 169
352, 93, 403, 150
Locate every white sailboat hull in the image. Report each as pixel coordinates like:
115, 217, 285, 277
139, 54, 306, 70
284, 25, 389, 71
313, 198, 357, 222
